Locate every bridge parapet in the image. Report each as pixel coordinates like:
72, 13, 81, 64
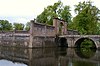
30, 20, 55, 37
59, 35, 100, 38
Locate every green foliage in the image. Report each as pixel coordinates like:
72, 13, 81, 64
72, 1, 100, 35
60, 6, 72, 23
0, 20, 12, 31
74, 1, 89, 14
80, 39, 95, 48
13, 23, 24, 30
25, 22, 30, 31
36, 1, 71, 25
96, 22, 100, 34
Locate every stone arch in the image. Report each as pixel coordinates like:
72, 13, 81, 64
59, 37, 68, 47
75, 38, 97, 48
59, 22, 64, 35
53, 18, 67, 35
60, 21, 64, 25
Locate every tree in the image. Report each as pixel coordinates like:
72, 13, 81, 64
0, 20, 12, 31
96, 22, 100, 34
13, 23, 24, 30
60, 6, 72, 23
74, 1, 87, 14
72, 1, 100, 35
25, 22, 30, 31
36, 1, 71, 25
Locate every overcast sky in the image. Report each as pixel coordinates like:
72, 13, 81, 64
0, 0, 99, 24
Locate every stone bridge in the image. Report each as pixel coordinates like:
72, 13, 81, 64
59, 35, 100, 49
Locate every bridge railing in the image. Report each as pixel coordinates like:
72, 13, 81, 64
59, 35, 100, 38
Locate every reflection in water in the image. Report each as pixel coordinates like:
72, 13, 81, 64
0, 46, 99, 66
56, 47, 67, 56
75, 48, 96, 59
73, 61, 97, 66
0, 59, 27, 66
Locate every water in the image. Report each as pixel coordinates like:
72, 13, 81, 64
0, 46, 99, 66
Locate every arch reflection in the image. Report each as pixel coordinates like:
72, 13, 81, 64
75, 48, 96, 59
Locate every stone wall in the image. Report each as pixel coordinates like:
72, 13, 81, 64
0, 31, 30, 47
32, 36, 56, 47
67, 29, 79, 35
29, 18, 68, 48
32, 22, 55, 36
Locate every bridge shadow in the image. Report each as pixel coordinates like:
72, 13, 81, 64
58, 37, 68, 47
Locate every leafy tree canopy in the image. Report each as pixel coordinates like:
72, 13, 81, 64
72, 1, 100, 35
13, 23, 24, 30
36, 1, 72, 25
0, 20, 12, 31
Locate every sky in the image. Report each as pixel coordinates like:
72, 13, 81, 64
0, 0, 100, 24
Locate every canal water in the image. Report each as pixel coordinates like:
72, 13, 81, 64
0, 46, 99, 66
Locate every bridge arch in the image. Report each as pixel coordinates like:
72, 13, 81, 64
59, 37, 68, 47
75, 38, 97, 48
